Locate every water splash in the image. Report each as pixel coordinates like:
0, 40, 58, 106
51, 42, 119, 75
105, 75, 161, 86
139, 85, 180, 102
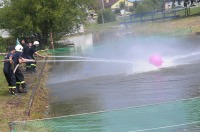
48, 36, 200, 83
162, 51, 200, 67
47, 56, 98, 59
37, 58, 134, 64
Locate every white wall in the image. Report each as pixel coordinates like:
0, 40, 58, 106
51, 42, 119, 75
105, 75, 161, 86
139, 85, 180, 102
68, 34, 93, 48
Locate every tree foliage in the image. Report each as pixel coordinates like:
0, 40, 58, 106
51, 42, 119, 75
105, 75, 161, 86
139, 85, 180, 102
119, 1, 126, 9
135, 0, 163, 13
0, 0, 92, 45
97, 9, 116, 24
88, 0, 102, 11
0, 36, 15, 52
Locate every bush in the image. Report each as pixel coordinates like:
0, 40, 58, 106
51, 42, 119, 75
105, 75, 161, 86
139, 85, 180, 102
129, 6, 134, 12
114, 8, 121, 14
135, 0, 163, 13
97, 9, 116, 24
0, 37, 15, 52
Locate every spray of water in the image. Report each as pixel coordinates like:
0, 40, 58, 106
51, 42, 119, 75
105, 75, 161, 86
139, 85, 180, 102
48, 28, 200, 83
37, 59, 134, 64
47, 56, 98, 60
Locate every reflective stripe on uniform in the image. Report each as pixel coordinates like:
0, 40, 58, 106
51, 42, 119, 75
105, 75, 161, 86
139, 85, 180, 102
16, 81, 25, 84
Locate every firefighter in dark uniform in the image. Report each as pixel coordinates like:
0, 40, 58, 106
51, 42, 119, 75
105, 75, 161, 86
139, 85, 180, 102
26, 41, 45, 73
13, 45, 27, 93
3, 46, 17, 95
21, 39, 30, 71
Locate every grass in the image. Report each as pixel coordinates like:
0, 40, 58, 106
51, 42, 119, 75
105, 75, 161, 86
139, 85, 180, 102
129, 16, 200, 36
190, 6, 200, 15
85, 21, 119, 33
85, 6, 200, 35
0, 56, 6, 86
0, 56, 11, 131
0, 52, 50, 131
84, 15, 200, 39
0, 6, 200, 131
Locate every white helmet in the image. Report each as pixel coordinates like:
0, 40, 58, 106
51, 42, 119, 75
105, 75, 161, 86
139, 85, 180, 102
33, 41, 39, 45
15, 45, 23, 52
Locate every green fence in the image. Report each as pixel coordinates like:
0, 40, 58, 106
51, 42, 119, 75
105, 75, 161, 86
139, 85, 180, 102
11, 97, 200, 132
47, 47, 75, 55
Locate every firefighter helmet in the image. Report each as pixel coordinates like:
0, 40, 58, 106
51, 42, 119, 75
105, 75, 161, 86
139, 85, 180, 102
15, 45, 23, 52
33, 41, 39, 45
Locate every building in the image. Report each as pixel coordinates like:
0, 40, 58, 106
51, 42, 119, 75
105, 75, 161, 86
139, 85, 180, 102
164, 0, 184, 10
104, 0, 134, 10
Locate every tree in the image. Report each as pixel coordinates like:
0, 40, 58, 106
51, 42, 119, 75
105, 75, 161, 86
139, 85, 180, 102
119, 1, 126, 10
97, 9, 116, 24
135, 0, 163, 13
172, 0, 176, 8
0, 0, 92, 46
88, 0, 102, 11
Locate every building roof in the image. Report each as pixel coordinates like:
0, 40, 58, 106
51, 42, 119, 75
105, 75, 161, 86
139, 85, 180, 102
128, 0, 140, 1
104, 0, 119, 8
104, 0, 135, 8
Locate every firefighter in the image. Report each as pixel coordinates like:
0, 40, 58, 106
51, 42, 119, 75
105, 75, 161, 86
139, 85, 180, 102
13, 45, 27, 93
33, 40, 39, 50
3, 46, 17, 95
20, 39, 30, 71
26, 41, 45, 73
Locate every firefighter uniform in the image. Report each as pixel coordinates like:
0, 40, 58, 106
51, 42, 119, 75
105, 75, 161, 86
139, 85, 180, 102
3, 47, 16, 95
22, 43, 31, 71
13, 45, 27, 93
25, 44, 37, 73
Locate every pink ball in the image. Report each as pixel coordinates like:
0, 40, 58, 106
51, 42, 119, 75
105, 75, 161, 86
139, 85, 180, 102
149, 54, 163, 67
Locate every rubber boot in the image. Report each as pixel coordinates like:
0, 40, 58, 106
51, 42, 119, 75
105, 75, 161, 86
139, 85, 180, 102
33, 66, 36, 73
26, 63, 31, 72
30, 66, 36, 73
9, 88, 12, 95
16, 84, 22, 93
26, 66, 30, 72
21, 83, 27, 93
30, 66, 34, 74
11, 88, 17, 96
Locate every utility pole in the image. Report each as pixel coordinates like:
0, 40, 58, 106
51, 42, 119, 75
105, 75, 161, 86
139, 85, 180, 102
101, 0, 105, 24
125, 0, 129, 12
163, 0, 165, 10
102, 0, 105, 10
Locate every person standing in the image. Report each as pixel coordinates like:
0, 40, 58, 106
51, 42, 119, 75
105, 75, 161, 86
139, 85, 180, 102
13, 44, 27, 93
20, 39, 30, 71
3, 46, 17, 95
33, 40, 39, 50
20, 39, 28, 57
191, 0, 194, 6
26, 41, 45, 73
